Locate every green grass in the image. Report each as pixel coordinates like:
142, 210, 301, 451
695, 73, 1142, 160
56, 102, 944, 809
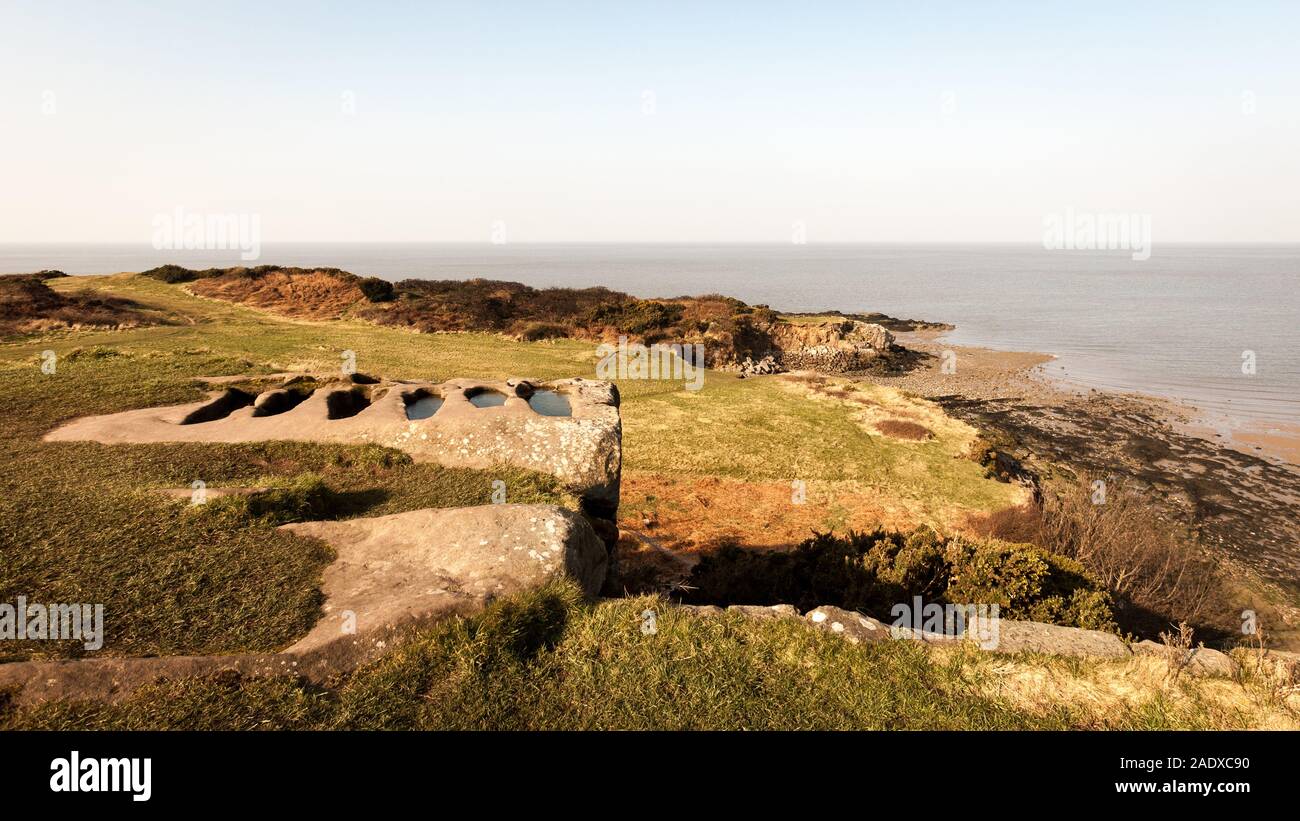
621, 374, 1016, 512
3, 581, 1269, 731
0, 582, 1061, 730
36, 276, 1017, 505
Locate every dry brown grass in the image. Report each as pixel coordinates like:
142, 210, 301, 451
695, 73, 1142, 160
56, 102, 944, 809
947, 644, 1300, 729
875, 419, 933, 440
1159, 622, 1196, 682
0, 274, 153, 335
1238, 627, 1300, 707
965, 478, 1229, 639
188, 270, 365, 320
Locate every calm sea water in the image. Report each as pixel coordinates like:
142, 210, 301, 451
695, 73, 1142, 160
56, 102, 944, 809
3, 243, 1296, 425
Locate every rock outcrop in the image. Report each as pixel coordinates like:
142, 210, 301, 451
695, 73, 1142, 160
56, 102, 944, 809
993, 620, 1130, 658
732, 320, 897, 374
45, 374, 622, 525
806, 605, 896, 644
693, 602, 1235, 673
0, 504, 607, 705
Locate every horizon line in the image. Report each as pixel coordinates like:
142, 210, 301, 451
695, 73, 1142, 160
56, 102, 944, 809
4, 240, 1300, 247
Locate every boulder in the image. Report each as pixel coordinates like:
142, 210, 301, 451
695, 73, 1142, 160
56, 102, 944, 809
805, 605, 893, 645
991, 620, 1130, 658
727, 604, 801, 620
737, 355, 782, 376
1133, 639, 1238, 677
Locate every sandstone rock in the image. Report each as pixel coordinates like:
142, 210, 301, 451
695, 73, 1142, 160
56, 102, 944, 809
677, 604, 724, 617
737, 355, 782, 376
805, 605, 893, 644
805, 605, 1128, 659
766, 320, 895, 373
281, 504, 607, 652
45, 374, 622, 523
726, 604, 801, 620
990, 620, 1129, 658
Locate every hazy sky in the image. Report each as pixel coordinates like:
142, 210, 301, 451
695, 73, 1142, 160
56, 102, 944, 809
2, 1, 1297, 243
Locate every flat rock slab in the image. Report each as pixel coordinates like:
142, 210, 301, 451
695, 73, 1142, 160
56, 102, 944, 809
799, 604, 1131, 659
726, 604, 802, 620
804, 605, 1125, 657
0, 504, 606, 705
282, 504, 608, 652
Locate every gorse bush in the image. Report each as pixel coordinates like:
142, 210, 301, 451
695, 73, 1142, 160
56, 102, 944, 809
357, 276, 394, 302
943, 538, 1114, 630
686, 527, 1115, 630
140, 264, 354, 285
585, 300, 684, 334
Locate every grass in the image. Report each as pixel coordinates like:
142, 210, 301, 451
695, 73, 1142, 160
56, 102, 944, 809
621, 373, 1018, 515
2, 579, 1055, 727
40, 277, 1017, 498
5, 581, 1292, 730
0, 582, 1073, 730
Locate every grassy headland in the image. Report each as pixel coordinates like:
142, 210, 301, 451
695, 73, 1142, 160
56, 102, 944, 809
0, 270, 1293, 729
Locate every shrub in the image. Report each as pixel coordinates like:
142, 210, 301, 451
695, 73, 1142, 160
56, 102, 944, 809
0, 276, 151, 334
515, 321, 570, 341
140, 265, 209, 283
585, 300, 684, 334
686, 526, 1114, 630
944, 538, 1115, 630
358, 276, 394, 302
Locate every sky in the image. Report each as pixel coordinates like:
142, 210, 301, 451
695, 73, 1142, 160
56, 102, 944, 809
1, 0, 1297, 243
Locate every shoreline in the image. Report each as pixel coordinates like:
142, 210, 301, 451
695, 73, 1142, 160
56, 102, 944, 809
899, 327, 1300, 468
